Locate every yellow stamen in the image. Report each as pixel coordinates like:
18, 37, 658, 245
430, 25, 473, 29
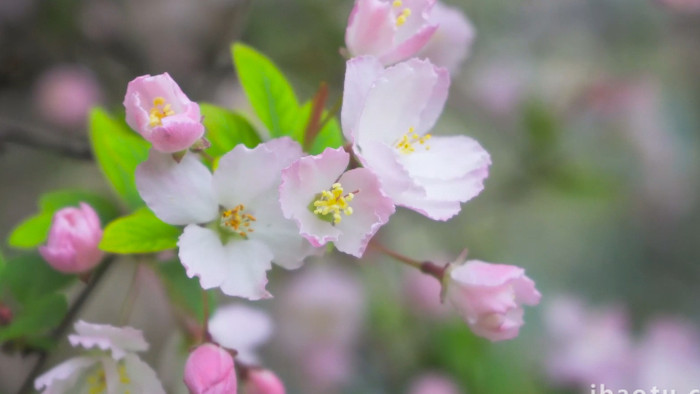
395, 127, 431, 154
220, 204, 257, 237
392, 0, 403, 7
313, 183, 355, 224
148, 96, 175, 127
396, 8, 411, 27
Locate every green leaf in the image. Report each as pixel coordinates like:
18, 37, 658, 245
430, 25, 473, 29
232, 43, 300, 138
99, 208, 181, 254
0, 293, 68, 342
157, 259, 216, 323
89, 108, 150, 209
200, 103, 262, 157
3, 253, 74, 304
297, 100, 344, 154
8, 190, 119, 249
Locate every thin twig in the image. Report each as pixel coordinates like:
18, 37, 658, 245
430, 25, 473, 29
0, 120, 92, 160
369, 241, 423, 269
17, 256, 116, 394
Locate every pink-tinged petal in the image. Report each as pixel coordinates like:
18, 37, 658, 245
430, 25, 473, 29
245, 369, 286, 394
213, 137, 302, 208
400, 135, 490, 181
135, 150, 218, 225
355, 141, 423, 201
209, 304, 273, 364
124, 73, 204, 153
345, 0, 395, 58
247, 193, 317, 270
415, 63, 449, 135
35, 356, 97, 392
183, 344, 236, 394
445, 260, 541, 342
178, 225, 274, 300
341, 56, 385, 142
356, 59, 443, 147
68, 321, 148, 359
279, 148, 350, 247
333, 168, 395, 257
418, 2, 475, 74
379, 23, 438, 66
391, 189, 461, 220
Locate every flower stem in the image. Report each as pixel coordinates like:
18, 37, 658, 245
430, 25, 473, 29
118, 263, 142, 325
201, 289, 210, 343
369, 241, 423, 269
17, 255, 116, 394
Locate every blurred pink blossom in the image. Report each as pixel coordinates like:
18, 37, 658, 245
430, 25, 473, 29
279, 147, 395, 257
402, 268, 450, 318
124, 73, 204, 153
39, 203, 103, 274
345, 0, 438, 66
417, 2, 475, 74
655, 0, 700, 12
245, 369, 286, 394
35, 65, 102, 128
407, 372, 461, 394
445, 260, 541, 341
544, 297, 635, 390
183, 343, 237, 394
208, 304, 273, 364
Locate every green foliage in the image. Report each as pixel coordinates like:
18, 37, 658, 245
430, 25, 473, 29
89, 108, 150, 209
297, 100, 344, 154
100, 208, 181, 254
0, 293, 67, 342
232, 43, 300, 139
200, 103, 262, 157
8, 190, 119, 249
1, 253, 74, 304
157, 259, 216, 323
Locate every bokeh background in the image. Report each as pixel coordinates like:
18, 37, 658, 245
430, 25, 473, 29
1, 0, 700, 393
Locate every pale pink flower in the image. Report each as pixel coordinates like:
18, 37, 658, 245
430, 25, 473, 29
39, 203, 103, 274
135, 138, 316, 299
279, 148, 395, 257
183, 344, 237, 394
544, 297, 634, 390
407, 372, 460, 394
208, 304, 273, 364
445, 260, 541, 341
342, 57, 490, 221
35, 65, 102, 128
635, 318, 700, 392
124, 73, 204, 153
245, 369, 285, 394
402, 268, 450, 318
345, 0, 438, 66
417, 2, 475, 74
35, 321, 165, 394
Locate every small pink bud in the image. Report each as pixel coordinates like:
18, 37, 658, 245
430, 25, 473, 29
245, 369, 285, 394
124, 73, 205, 153
35, 65, 102, 128
184, 344, 237, 394
39, 203, 103, 274
445, 260, 541, 341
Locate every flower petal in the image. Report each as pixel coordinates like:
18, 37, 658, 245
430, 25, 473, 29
345, 0, 395, 58
379, 23, 438, 66
35, 356, 97, 392
417, 2, 476, 74
341, 56, 386, 142
68, 321, 149, 360
399, 135, 490, 181
178, 224, 274, 300
135, 150, 218, 225
209, 304, 273, 364
213, 137, 303, 208
122, 354, 167, 394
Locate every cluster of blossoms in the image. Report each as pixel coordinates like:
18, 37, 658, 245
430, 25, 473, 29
33, 0, 541, 392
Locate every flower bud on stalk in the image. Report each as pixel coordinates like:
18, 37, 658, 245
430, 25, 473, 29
245, 369, 286, 394
184, 344, 237, 394
39, 203, 103, 274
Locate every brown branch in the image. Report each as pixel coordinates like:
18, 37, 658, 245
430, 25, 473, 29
0, 120, 92, 160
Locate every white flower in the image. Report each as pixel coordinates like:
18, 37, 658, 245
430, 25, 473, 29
135, 137, 317, 300
35, 321, 165, 394
208, 304, 273, 364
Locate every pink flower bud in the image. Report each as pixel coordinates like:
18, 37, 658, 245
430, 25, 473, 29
124, 73, 204, 153
39, 203, 103, 274
35, 65, 102, 128
407, 373, 460, 394
184, 344, 237, 394
445, 260, 541, 341
245, 369, 285, 394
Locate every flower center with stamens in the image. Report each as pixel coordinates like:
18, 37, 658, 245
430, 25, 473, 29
395, 127, 431, 154
148, 96, 175, 127
312, 183, 355, 225
220, 204, 257, 237
87, 364, 130, 394
392, 0, 412, 27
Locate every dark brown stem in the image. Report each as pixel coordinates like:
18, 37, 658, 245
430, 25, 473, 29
17, 256, 116, 394
369, 241, 423, 269
0, 120, 92, 160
